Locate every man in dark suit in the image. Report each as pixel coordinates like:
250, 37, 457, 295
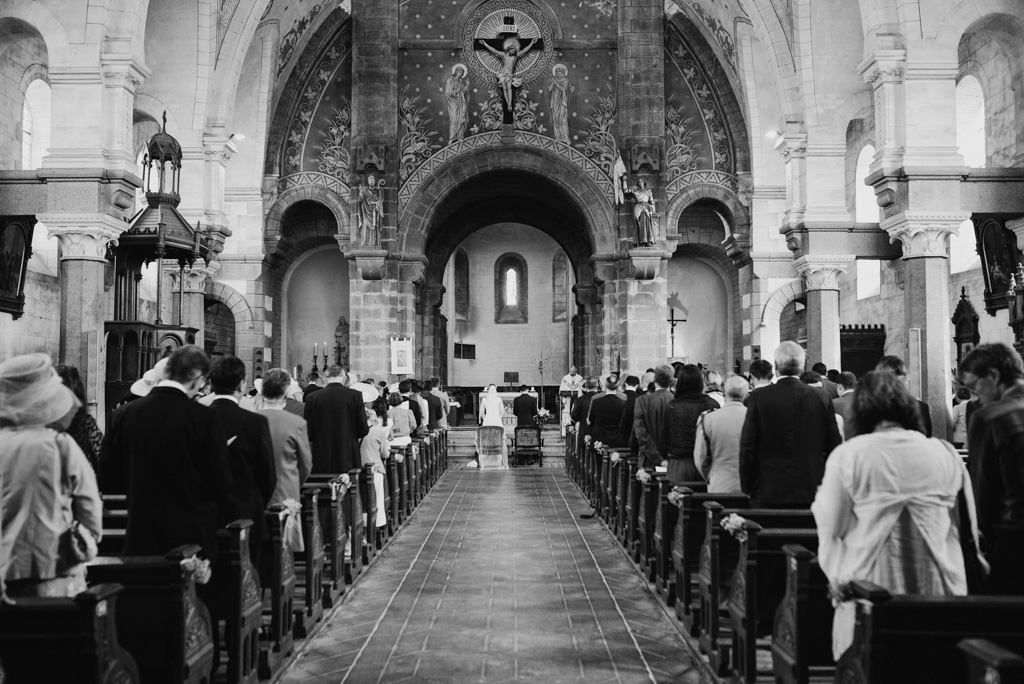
812, 362, 840, 399
399, 379, 425, 436
304, 364, 369, 474
101, 345, 233, 560
876, 355, 932, 437
589, 375, 627, 447
632, 364, 676, 469
833, 371, 857, 437
616, 375, 641, 453
570, 376, 601, 456
513, 384, 538, 426
740, 341, 842, 507
206, 356, 276, 570
422, 379, 444, 430
302, 371, 323, 402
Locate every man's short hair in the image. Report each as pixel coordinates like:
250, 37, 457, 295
749, 359, 773, 381
423, 379, 434, 391
262, 368, 291, 400
519, 384, 528, 392
624, 375, 640, 388
209, 356, 246, 395
876, 355, 908, 377
723, 373, 749, 401
308, 371, 320, 382
837, 371, 857, 390
325, 365, 345, 379
166, 345, 210, 384
604, 374, 619, 390
826, 369, 839, 383
811, 362, 828, 375
799, 370, 822, 386
960, 343, 1024, 384
398, 379, 413, 394
653, 364, 675, 389
411, 380, 422, 392
364, 377, 375, 386
430, 376, 441, 387
584, 376, 600, 391
774, 341, 805, 377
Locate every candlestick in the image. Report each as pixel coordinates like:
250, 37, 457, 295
314, 342, 318, 356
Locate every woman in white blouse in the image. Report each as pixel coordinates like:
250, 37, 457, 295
812, 370, 971, 661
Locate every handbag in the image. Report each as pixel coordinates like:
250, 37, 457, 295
55, 434, 98, 574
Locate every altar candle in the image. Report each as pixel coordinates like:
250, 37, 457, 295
324, 341, 328, 355
314, 342, 318, 356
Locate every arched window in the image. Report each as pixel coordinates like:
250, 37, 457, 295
454, 248, 469, 321
949, 75, 985, 274
552, 249, 568, 322
495, 253, 527, 324
21, 80, 50, 170
855, 144, 881, 299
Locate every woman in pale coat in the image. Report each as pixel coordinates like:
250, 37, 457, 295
812, 370, 970, 660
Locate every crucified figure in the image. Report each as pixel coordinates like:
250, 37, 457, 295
480, 36, 538, 111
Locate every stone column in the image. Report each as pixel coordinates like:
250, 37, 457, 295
347, 251, 420, 382
41, 215, 125, 422
182, 263, 218, 344
201, 134, 236, 249
416, 283, 446, 380
619, 248, 670, 372
794, 255, 853, 369
777, 131, 808, 229
883, 212, 969, 439
573, 283, 602, 376
857, 42, 906, 175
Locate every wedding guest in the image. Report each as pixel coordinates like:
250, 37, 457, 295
305, 364, 369, 474
56, 364, 104, 472
695, 374, 748, 492
361, 408, 390, 530
703, 370, 725, 407
259, 368, 312, 506
664, 364, 719, 484
387, 392, 415, 447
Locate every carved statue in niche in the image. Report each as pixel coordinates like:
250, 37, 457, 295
478, 35, 538, 112
623, 177, 658, 246
355, 174, 384, 247
335, 315, 350, 368
548, 64, 573, 143
445, 64, 470, 143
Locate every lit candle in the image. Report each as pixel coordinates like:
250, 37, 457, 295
314, 342, 318, 356
324, 341, 328, 355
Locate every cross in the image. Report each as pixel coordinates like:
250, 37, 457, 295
473, 22, 544, 119
668, 307, 686, 358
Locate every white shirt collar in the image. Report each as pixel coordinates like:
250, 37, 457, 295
327, 377, 346, 385
213, 394, 240, 404
157, 379, 190, 396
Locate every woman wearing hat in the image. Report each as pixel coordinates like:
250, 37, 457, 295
0, 353, 102, 598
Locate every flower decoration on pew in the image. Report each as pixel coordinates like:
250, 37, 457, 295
667, 487, 688, 507
393, 452, 405, 463
281, 498, 305, 552
720, 513, 749, 542
180, 556, 212, 585
636, 469, 651, 484
340, 472, 351, 487
592, 440, 604, 451
609, 451, 621, 464
584, 434, 592, 444
538, 408, 550, 418
282, 498, 302, 516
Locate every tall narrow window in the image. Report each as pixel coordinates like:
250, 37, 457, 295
950, 75, 985, 273
495, 253, 527, 323
454, 248, 470, 321
21, 80, 50, 170
552, 250, 568, 322
855, 144, 881, 299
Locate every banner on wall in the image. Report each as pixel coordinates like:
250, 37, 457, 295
391, 337, 413, 375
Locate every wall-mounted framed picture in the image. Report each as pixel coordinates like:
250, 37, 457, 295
975, 216, 1023, 315
0, 217, 35, 320
391, 337, 413, 375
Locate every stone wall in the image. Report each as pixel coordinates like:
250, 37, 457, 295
959, 31, 1016, 168
204, 299, 235, 356
0, 269, 59, 361
0, 31, 47, 170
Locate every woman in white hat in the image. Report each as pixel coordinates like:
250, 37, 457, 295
0, 353, 102, 598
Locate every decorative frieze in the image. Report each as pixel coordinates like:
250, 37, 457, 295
793, 255, 854, 291
881, 211, 971, 259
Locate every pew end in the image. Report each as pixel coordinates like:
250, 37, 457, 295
960, 639, 1024, 684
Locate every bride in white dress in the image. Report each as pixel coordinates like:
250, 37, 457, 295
477, 384, 509, 467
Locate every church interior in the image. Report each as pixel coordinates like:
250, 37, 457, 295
2, 0, 1024, 681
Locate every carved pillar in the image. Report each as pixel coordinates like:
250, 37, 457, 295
573, 283, 601, 376
100, 57, 149, 174
614, 248, 669, 373
777, 131, 808, 230
182, 262, 218, 345
794, 255, 853, 369
351, 0, 399, 250
883, 212, 969, 439
857, 43, 906, 175
416, 283, 445, 380
347, 250, 419, 381
201, 135, 236, 249
41, 215, 125, 422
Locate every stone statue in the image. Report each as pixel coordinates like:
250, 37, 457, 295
623, 178, 657, 246
356, 174, 384, 247
548, 64, 573, 143
445, 64, 470, 143
480, 35, 538, 112
335, 315, 350, 368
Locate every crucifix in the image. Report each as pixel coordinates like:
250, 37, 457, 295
474, 15, 543, 117
668, 307, 686, 358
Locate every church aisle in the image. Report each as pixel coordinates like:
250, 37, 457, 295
279, 469, 710, 683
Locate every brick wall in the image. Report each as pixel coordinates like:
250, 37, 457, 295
204, 299, 235, 356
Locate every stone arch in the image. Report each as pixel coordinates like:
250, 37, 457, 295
17, 62, 48, 93
205, 279, 255, 331
400, 144, 617, 263
0, 2, 71, 68
744, 0, 803, 120
264, 184, 350, 257
668, 240, 741, 367
207, 0, 274, 128
663, 183, 751, 255
758, 278, 806, 358
930, 2, 1024, 43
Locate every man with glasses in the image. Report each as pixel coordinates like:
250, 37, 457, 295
959, 343, 1024, 595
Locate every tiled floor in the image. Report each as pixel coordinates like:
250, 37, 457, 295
279, 469, 710, 683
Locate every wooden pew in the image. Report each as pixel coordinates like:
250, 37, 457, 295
603, 449, 618, 530
412, 438, 427, 502
211, 520, 262, 684
301, 476, 348, 608
624, 457, 642, 559
389, 448, 405, 527
343, 468, 365, 584
616, 454, 633, 546
697, 504, 815, 675
726, 523, 819, 683
672, 489, 749, 633
392, 444, 412, 519
654, 478, 707, 607
86, 544, 215, 684
0, 583, 141, 684
99, 493, 128, 555
835, 582, 1024, 683
257, 506, 296, 681
636, 469, 659, 579
960, 639, 1024, 684
359, 463, 379, 561
405, 443, 419, 510
599, 449, 611, 521
771, 545, 833, 684
291, 488, 325, 638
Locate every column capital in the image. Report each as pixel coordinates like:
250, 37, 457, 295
857, 45, 906, 86
774, 131, 807, 162
183, 262, 218, 293
40, 213, 125, 262
627, 246, 671, 280
793, 255, 855, 291
348, 248, 389, 280
881, 211, 971, 259
101, 53, 150, 92
1006, 216, 1024, 252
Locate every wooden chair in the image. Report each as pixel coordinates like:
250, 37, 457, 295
476, 426, 506, 468
510, 426, 543, 467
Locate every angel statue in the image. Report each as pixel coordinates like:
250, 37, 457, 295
479, 35, 538, 112
623, 177, 658, 247
356, 174, 385, 247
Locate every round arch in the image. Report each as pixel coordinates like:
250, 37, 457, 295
205, 279, 256, 332
663, 183, 751, 253
759, 278, 806, 359
0, 3, 71, 68
264, 185, 350, 257
400, 145, 617, 263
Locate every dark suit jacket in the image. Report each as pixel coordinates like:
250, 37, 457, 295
833, 393, 855, 438
739, 376, 842, 507
423, 392, 444, 430
513, 393, 538, 426
589, 393, 627, 447
618, 389, 640, 455
101, 386, 233, 558
633, 389, 674, 468
821, 377, 840, 399
208, 398, 277, 545
917, 399, 933, 438
570, 392, 597, 455
304, 382, 369, 474
302, 384, 322, 402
